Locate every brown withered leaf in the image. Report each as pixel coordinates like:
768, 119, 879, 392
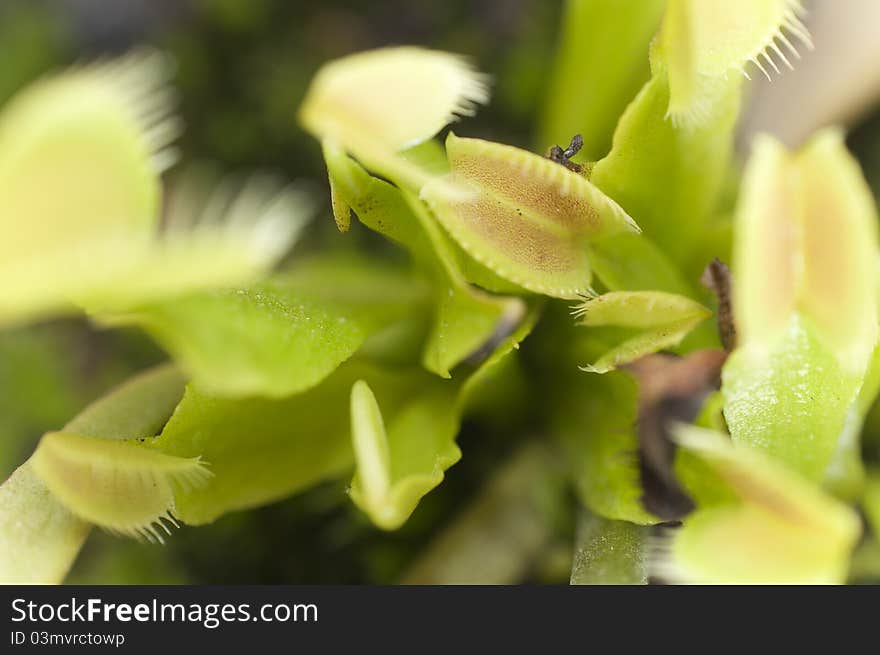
625, 349, 727, 521
701, 258, 736, 351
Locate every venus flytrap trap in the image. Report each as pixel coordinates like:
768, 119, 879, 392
0, 51, 309, 326
1, 366, 187, 583
420, 133, 640, 298
573, 291, 712, 373
299, 47, 489, 191
655, 0, 812, 125
723, 130, 880, 482
30, 431, 211, 541
651, 426, 859, 584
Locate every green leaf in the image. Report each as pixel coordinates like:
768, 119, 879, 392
101, 254, 429, 397
570, 510, 649, 584
322, 139, 428, 249
724, 316, 860, 482
0, 365, 185, 583
590, 67, 740, 265
552, 368, 658, 524
654, 426, 860, 584
422, 284, 526, 379
349, 379, 460, 530
538, 0, 666, 160
348, 293, 537, 530
404, 191, 530, 378
574, 291, 711, 373
421, 133, 639, 299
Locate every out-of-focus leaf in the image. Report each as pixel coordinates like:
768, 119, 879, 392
0, 365, 185, 583
401, 444, 562, 584
655, 0, 811, 124
574, 291, 711, 373
31, 431, 211, 541
349, 380, 460, 530
0, 51, 171, 263
570, 510, 648, 585
299, 47, 488, 190
653, 426, 860, 584
102, 255, 429, 397
0, 53, 309, 327
723, 131, 879, 481
539, 0, 666, 159
590, 68, 740, 265
422, 133, 639, 299
74, 178, 309, 316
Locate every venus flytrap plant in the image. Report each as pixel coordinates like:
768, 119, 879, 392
7, 0, 880, 586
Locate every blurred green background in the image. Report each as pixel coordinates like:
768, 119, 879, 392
1, 0, 879, 583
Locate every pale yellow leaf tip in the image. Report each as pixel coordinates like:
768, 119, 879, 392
30, 431, 212, 542
349, 380, 393, 520
299, 46, 489, 155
